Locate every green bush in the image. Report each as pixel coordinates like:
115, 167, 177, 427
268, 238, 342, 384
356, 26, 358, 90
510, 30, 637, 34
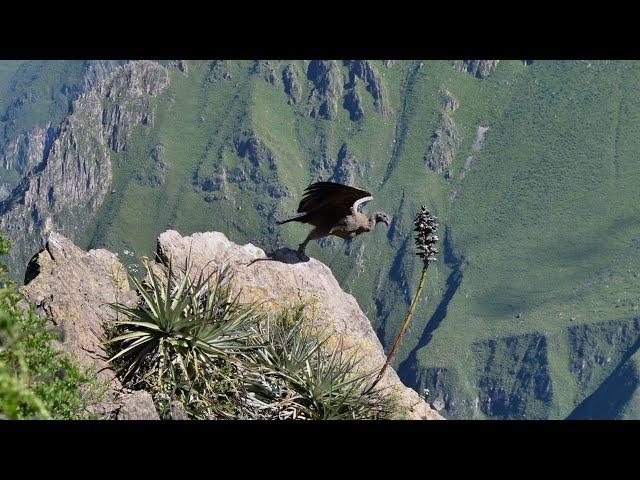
243, 308, 391, 420
0, 235, 100, 419
107, 257, 391, 420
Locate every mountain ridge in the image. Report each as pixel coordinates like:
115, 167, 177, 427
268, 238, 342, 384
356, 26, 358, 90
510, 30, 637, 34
2, 60, 640, 419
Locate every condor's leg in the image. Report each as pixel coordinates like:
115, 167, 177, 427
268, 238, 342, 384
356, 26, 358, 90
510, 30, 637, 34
297, 227, 328, 256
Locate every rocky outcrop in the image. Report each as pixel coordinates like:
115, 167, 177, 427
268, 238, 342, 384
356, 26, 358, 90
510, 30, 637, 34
425, 114, 460, 173
0, 60, 125, 201
282, 63, 302, 105
307, 60, 344, 120
331, 143, 365, 186
19, 230, 442, 420
474, 334, 553, 419
233, 134, 285, 201
156, 230, 443, 420
568, 318, 640, 395
457, 60, 500, 79
171, 60, 189, 75
253, 60, 281, 86
207, 60, 233, 83
80, 60, 128, 92
347, 60, 389, 115
101, 63, 168, 149
193, 131, 288, 231
441, 89, 459, 114
0, 184, 11, 202
0, 61, 169, 277
235, 135, 278, 172
2, 122, 56, 176
19, 232, 137, 417
343, 90, 364, 122
424, 89, 463, 175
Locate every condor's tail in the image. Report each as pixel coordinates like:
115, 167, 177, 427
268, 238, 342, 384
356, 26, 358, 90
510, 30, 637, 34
276, 214, 308, 225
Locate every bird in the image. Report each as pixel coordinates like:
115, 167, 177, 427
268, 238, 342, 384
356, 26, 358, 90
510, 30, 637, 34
277, 181, 391, 256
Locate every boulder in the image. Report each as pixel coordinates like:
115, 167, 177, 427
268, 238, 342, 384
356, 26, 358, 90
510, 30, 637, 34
156, 230, 443, 420
20, 232, 137, 417
20, 230, 443, 420
117, 391, 160, 420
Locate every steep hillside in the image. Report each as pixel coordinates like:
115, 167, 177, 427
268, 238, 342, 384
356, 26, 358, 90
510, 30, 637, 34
0, 61, 128, 198
399, 60, 640, 419
2, 60, 640, 419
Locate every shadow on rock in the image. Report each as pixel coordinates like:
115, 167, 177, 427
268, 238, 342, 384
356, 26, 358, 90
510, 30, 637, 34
246, 247, 310, 267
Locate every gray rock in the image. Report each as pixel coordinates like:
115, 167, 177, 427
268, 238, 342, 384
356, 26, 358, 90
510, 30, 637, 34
282, 64, 302, 104
20, 230, 444, 420
117, 391, 160, 420
170, 400, 190, 420
343, 90, 364, 122
207, 61, 233, 82
440, 89, 459, 114
253, 60, 281, 86
156, 230, 444, 420
347, 60, 389, 114
80, 60, 128, 91
20, 232, 138, 418
457, 60, 500, 79
235, 136, 277, 171
425, 114, 460, 173
331, 143, 365, 186
0, 183, 11, 202
307, 60, 343, 120
2, 122, 56, 175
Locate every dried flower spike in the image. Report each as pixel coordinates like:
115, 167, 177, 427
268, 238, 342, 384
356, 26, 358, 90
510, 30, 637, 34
414, 205, 439, 266
368, 205, 439, 393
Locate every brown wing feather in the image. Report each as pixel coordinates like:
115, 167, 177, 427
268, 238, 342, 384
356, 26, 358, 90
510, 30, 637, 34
296, 181, 372, 217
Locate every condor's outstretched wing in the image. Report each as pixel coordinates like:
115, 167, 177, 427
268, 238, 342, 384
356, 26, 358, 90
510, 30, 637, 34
297, 181, 373, 217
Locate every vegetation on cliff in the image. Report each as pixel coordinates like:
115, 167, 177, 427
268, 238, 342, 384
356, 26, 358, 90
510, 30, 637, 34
3, 60, 640, 419
0, 235, 101, 419
106, 255, 392, 419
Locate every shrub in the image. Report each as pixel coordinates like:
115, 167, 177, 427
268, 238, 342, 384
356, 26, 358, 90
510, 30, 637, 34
243, 308, 391, 420
106, 256, 263, 418
0, 235, 100, 419
107, 257, 392, 420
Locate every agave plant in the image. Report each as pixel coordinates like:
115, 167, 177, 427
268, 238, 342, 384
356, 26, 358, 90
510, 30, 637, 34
248, 306, 322, 378
105, 257, 392, 420
242, 307, 391, 420
290, 344, 390, 420
105, 256, 260, 393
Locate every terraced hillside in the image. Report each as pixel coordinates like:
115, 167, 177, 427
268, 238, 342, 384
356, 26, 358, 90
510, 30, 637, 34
2, 60, 640, 419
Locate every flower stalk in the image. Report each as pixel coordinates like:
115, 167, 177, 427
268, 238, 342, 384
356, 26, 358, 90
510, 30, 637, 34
368, 205, 439, 392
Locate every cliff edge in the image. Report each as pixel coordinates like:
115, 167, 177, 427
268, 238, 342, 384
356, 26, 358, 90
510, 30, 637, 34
20, 230, 443, 420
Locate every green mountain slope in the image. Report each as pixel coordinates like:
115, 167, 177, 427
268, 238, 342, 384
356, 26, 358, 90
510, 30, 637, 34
2, 60, 640, 419
400, 60, 640, 418
0, 60, 126, 195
